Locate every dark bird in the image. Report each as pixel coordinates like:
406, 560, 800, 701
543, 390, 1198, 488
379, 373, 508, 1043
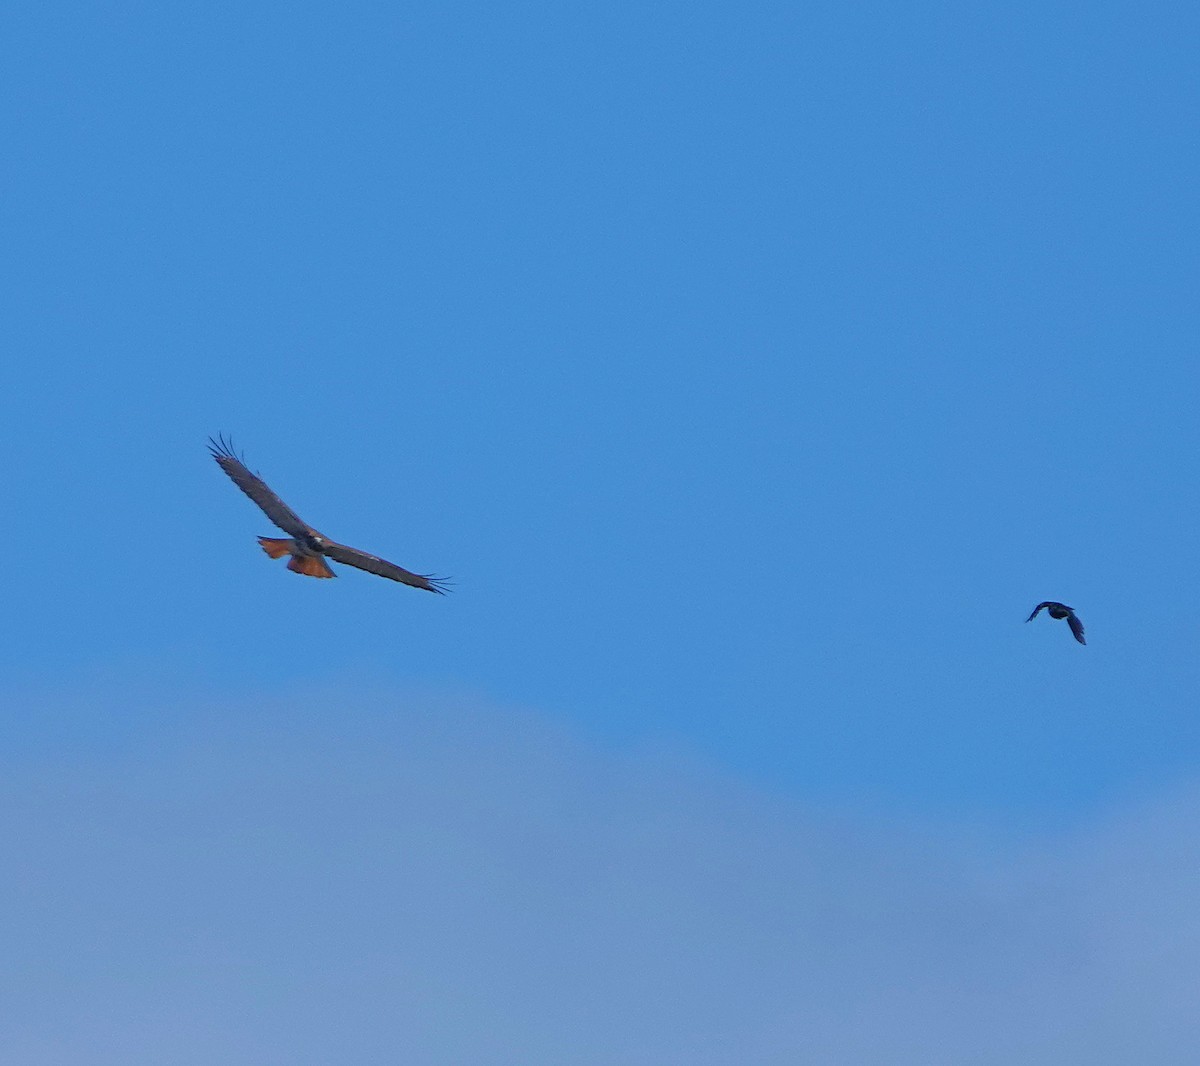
209, 436, 449, 593
1026, 602, 1085, 645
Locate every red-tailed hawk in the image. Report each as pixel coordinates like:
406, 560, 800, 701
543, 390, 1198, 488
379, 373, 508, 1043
1025, 601, 1085, 644
210, 436, 449, 594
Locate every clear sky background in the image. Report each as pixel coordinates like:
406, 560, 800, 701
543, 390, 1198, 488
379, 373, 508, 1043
2, 1, 1198, 1061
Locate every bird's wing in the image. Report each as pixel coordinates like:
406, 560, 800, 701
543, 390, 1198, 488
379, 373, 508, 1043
1067, 612, 1086, 645
322, 541, 450, 594
209, 436, 312, 538
1026, 603, 1049, 622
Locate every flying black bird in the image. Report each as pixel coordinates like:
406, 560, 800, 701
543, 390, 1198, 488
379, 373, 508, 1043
1026, 602, 1085, 645
209, 436, 449, 593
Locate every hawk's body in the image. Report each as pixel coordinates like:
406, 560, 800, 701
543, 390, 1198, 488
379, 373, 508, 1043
209, 436, 448, 593
1026, 601, 1085, 645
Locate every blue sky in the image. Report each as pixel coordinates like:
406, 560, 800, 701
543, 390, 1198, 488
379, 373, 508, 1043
2, 1, 1198, 1059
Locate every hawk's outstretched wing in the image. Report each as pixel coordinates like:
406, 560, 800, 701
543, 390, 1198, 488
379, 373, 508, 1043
1026, 603, 1050, 622
322, 541, 450, 594
1067, 612, 1086, 645
209, 435, 311, 538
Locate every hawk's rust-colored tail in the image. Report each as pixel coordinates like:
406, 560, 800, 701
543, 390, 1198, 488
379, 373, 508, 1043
257, 537, 336, 578
288, 555, 336, 578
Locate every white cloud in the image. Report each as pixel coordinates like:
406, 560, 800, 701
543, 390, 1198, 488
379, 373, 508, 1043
0, 682, 1197, 1064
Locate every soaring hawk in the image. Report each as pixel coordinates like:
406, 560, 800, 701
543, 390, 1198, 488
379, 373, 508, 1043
1025, 601, 1085, 645
210, 436, 449, 593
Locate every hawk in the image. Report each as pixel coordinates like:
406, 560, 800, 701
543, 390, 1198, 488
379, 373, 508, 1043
1025, 601, 1085, 645
209, 436, 449, 594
